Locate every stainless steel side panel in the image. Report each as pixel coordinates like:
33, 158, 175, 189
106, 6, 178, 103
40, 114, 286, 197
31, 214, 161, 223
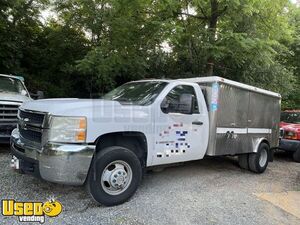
198, 81, 281, 156
215, 133, 250, 155
248, 92, 280, 148
217, 84, 249, 128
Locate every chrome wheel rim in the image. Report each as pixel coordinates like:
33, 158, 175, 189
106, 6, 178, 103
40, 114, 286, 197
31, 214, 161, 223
101, 160, 132, 195
259, 149, 268, 167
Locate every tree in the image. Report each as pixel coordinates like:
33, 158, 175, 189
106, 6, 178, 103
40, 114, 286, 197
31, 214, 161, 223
0, 0, 46, 74
0, 0, 298, 108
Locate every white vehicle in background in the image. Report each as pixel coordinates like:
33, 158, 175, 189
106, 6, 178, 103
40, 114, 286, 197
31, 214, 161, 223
10, 76, 281, 206
0, 74, 31, 143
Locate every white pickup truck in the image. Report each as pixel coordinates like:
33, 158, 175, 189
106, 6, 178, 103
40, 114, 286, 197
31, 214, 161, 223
0, 74, 31, 143
10, 76, 281, 206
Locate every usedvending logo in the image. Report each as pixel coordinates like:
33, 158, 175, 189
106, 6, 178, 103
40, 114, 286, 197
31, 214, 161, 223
1, 197, 62, 223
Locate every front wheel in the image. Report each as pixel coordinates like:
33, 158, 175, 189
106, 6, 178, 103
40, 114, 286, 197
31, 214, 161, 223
293, 149, 300, 163
87, 146, 142, 206
248, 143, 269, 173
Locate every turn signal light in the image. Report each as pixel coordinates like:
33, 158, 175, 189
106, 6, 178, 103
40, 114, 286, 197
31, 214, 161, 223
76, 131, 86, 141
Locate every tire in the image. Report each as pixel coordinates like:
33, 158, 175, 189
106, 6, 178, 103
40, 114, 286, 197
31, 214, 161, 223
87, 146, 142, 206
293, 149, 300, 163
248, 143, 269, 173
238, 154, 249, 170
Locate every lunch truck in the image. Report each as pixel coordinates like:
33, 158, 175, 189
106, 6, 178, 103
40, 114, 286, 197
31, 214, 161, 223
10, 76, 281, 206
0, 74, 31, 143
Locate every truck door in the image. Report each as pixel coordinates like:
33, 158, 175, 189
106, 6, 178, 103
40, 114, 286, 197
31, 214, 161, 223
152, 84, 209, 166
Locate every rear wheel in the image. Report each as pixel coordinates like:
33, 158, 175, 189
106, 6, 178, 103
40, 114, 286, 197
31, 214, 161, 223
293, 149, 300, 163
87, 146, 142, 206
248, 143, 269, 173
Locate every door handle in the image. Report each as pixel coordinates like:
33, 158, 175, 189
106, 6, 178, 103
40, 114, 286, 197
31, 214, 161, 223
192, 121, 203, 125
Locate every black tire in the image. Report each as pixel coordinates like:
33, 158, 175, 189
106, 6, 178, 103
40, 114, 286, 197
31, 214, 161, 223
248, 143, 269, 173
87, 146, 142, 206
238, 154, 249, 170
293, 149, 300, 163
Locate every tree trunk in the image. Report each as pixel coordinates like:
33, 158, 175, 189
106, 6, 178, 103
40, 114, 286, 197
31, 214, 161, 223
206, 0, 219, 76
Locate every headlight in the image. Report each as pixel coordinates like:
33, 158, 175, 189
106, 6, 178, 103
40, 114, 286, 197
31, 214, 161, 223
284, 131, 297, 140
49, 116, 87, 143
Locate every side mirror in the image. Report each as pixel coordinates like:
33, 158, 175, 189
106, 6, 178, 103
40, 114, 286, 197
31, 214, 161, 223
30, 91, 44, 100
21, 90, 27, 96
36, 91, 44, 99
161, 98, 170, 113
178, 94, 194, 114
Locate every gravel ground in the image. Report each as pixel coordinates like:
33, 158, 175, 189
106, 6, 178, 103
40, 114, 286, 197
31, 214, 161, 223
0, 144, 299, 225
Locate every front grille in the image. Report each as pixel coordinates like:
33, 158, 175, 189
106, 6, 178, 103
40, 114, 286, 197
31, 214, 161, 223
18, 109, 46, 145
19, 128, 42, 143
19, 110, 45, 127
0, 103, 20, 124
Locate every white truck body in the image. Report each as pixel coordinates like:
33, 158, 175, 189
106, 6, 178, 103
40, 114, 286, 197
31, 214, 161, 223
10, 76, 281, 206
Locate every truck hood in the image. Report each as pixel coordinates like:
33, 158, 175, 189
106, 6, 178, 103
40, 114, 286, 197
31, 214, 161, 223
21, 98, 117, 114
0, 92, 31, 103
280, 122, 300, 132
20, 98, 148, 119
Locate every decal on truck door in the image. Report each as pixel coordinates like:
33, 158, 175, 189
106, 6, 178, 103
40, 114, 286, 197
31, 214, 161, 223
156, 125, 193, 158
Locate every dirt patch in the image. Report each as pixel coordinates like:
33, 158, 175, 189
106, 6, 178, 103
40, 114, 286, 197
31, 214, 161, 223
255, 191, 300, 219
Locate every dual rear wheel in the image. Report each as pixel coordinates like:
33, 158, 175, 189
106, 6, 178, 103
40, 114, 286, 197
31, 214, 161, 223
238, 143, 270, 173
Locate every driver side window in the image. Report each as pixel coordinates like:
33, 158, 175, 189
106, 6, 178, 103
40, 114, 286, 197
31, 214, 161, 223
161, 85, 199, 114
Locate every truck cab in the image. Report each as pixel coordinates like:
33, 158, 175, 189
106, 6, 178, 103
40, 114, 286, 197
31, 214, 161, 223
0, 74, 31, 143
10, 77, 281, 206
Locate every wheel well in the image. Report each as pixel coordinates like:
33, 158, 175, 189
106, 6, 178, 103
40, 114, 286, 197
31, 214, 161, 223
94, 132, 147, 166
253, 138, 270, 153
259, 139, 273, 162
260, 139, 270, 148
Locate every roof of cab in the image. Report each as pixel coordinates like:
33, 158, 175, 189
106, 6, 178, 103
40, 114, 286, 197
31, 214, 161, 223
0, 73, 24, 82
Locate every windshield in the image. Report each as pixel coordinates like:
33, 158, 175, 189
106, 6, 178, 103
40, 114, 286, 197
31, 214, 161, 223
103, 81, 168, 105
0, 76, 28, 95
281, 112, 300, 124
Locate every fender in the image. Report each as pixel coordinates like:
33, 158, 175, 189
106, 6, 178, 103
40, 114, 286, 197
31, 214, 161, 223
252, 137, 273, 162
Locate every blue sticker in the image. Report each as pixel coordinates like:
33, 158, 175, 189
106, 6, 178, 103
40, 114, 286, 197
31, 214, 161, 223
211, 82, 219, 111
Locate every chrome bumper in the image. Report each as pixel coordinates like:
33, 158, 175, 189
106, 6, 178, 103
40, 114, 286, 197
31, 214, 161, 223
10, 128, 95, 185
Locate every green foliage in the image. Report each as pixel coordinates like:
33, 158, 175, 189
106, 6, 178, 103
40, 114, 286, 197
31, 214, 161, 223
0, 0, 299, 108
